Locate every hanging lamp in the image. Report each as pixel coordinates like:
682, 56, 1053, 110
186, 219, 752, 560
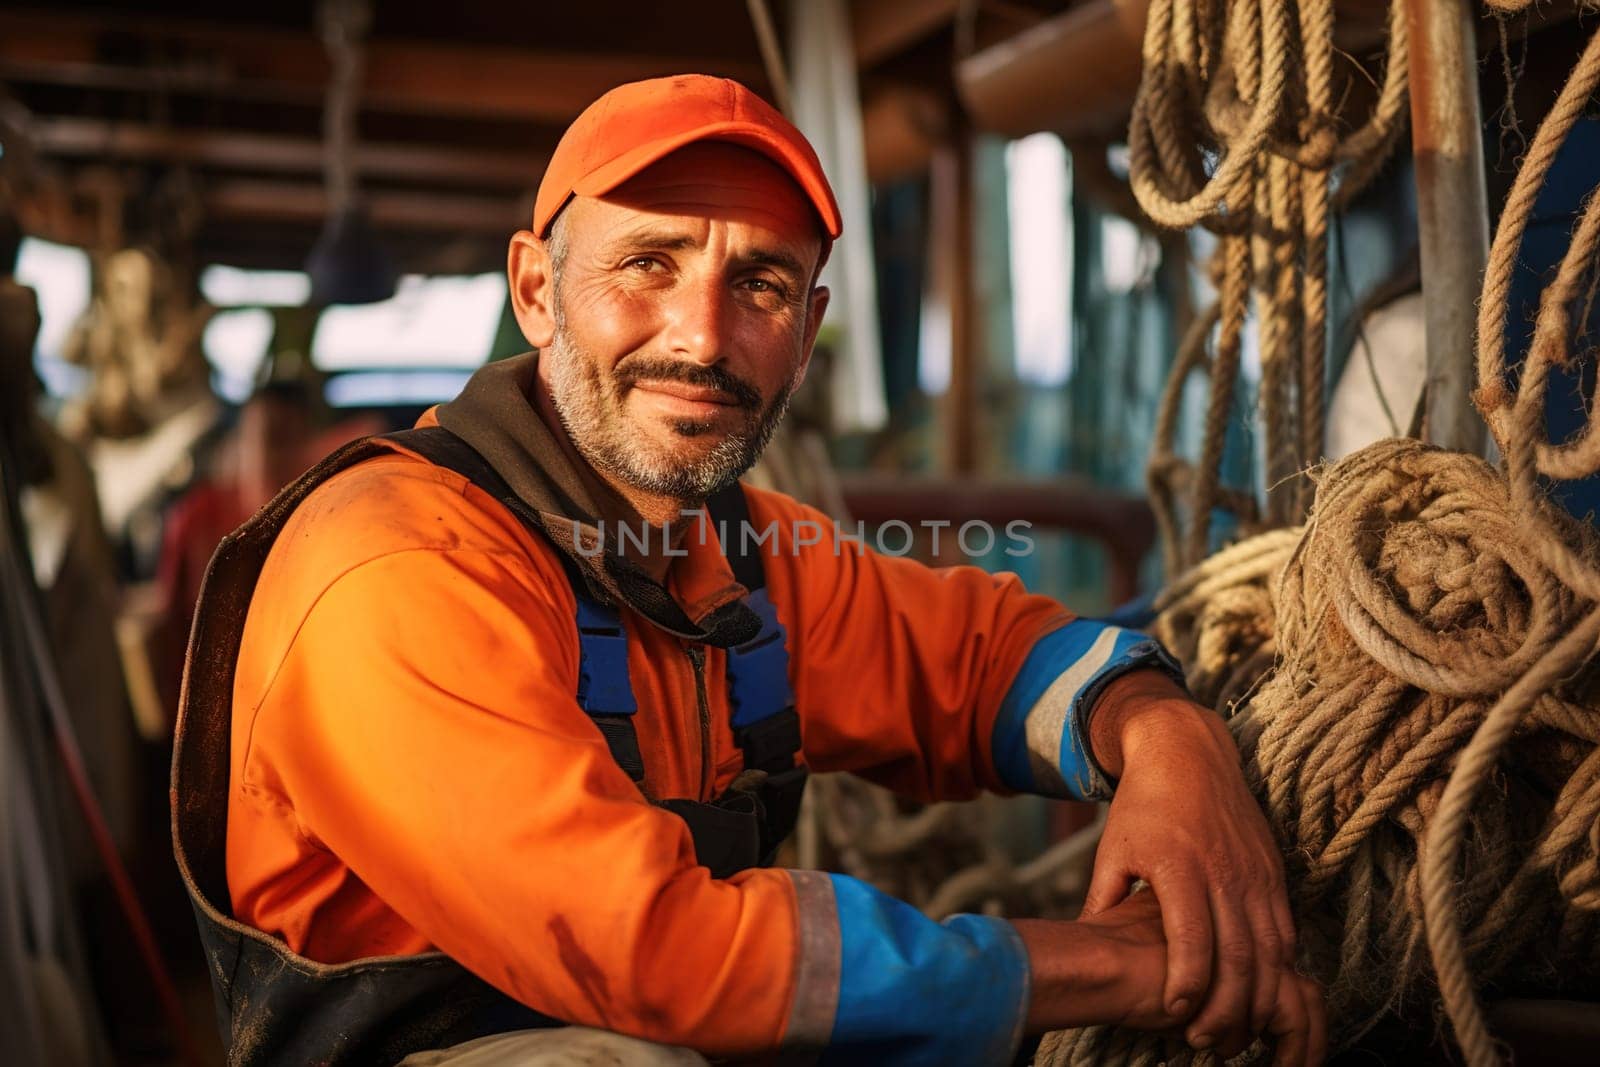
305, 0, 395, 306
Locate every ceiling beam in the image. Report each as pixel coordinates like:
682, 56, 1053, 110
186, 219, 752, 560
203, 179, 527, 234
0, 10, 767, 123
29, 117, 546, 189
851, 0, 960, 67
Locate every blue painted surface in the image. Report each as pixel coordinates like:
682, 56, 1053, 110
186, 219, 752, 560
1501, 117, 1600, 522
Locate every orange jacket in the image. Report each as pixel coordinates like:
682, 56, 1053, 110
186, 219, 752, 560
227, 412, 1157, 1062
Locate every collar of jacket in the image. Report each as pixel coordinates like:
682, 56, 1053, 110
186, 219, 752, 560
435, 352, 760, 648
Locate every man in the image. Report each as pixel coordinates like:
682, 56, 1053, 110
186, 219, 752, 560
172, 76, 1323, 1065
148, 381, 318, 717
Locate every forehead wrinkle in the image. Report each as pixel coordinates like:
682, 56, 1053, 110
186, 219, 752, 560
599, 224, 699, 253
589, 211, 817, 280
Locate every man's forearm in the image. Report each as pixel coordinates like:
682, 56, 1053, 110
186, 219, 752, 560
1013, 894, 1185, 1035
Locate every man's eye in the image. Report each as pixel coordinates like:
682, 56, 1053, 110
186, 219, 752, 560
625, 257, 661, 272
743, 277, 784, 296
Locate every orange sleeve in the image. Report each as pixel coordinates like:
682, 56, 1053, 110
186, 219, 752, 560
234, 541, 805, 1054
750, 490, 1072, 801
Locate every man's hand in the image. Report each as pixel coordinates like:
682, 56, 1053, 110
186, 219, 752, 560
1084, 668, 1298, 1057
1015, 893, 1326, 1066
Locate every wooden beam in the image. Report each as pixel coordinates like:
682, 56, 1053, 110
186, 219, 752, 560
837, 474, 1157, 606
860, 85, 948, 184
956, 0, 1148, 142
1405, 0, 1491, 455
30, 117, 546, 188
202, 179, 526, 234
851, 0, 959, 67
0, 11, 767, 123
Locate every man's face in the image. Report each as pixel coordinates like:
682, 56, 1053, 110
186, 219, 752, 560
530, 143, 827, 501
238, 394, 312, 493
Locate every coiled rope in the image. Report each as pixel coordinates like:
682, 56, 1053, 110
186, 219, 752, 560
1043, 8, 1600, 1065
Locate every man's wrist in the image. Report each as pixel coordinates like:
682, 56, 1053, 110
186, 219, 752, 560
1088, 668, 1212, 780
1013, 918, 1116, 1032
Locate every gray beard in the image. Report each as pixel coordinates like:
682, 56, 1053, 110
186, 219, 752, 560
542, 325, 797, 502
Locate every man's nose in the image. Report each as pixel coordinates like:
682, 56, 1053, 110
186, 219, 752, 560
661, 273, 728, 365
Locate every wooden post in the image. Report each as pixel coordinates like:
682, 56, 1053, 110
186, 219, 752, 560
931, 130, 979, 474
1404, 0, 1490, 455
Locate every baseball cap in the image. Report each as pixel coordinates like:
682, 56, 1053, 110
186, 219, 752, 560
532, 74, 842, 241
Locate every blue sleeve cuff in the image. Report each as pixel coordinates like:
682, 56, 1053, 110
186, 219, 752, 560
783, 872, 1029, 1066
990, 621, 1176, 801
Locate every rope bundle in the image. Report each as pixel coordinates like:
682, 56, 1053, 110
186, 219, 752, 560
1041, 5, 1600, 1066
1246, 441, 1600, 1046
1041, 443, 1600, 1067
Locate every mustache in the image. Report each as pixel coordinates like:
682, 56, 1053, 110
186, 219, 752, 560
613, 357, 763, 409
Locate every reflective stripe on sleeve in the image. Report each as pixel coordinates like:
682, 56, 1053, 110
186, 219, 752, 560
782, 869, 843, 1054
991, 620, 1150, 800
783, 872, 1029, 1066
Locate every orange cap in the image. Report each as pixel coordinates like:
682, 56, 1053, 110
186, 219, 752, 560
533, 75, 842, 241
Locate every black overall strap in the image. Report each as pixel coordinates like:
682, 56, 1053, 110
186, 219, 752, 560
706, 483, 807, 864
706, 482, 804, 777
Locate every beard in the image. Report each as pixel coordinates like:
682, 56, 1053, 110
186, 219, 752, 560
542, 318, 799, 502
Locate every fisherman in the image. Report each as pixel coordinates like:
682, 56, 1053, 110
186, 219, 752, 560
172, 75, 1324, 1065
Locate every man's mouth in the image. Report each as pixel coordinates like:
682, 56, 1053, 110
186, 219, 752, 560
628, 380, 747, 424
631, 380, 741, 407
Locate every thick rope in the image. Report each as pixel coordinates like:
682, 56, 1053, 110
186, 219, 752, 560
1185, 235, 1253, 565
1474, 19, 1600, 456
1043, 441, 1600, 1067
1256, 157, 1302, 527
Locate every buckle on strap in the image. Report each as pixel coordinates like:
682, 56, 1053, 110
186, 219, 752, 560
726, 589, 794, 730
573, 593, 644, 782
574, 595, 636, 716
734, 710, 802, 774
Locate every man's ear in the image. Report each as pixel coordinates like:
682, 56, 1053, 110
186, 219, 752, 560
507, 230, 557, 349
797, 285, 830, 379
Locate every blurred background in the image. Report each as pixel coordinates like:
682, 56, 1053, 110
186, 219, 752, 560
1, 1, 1583, 1063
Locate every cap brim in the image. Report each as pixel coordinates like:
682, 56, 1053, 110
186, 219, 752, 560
568, 121, 842, 239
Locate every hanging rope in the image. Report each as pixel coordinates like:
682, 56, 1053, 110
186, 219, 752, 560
316, 0, 372, 215
1137, 0, 1410, 571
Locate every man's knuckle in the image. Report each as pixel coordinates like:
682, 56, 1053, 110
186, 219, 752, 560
1257, 930, 1284, 962
1207, 852, 1245, 889
1171, 918, 1212, 948
1219, 937, 1254, 969
1150, 851, 1196, 880
1259, 862, 1285, 893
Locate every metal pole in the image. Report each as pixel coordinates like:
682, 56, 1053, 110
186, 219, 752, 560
1404, 0, 1490, 455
